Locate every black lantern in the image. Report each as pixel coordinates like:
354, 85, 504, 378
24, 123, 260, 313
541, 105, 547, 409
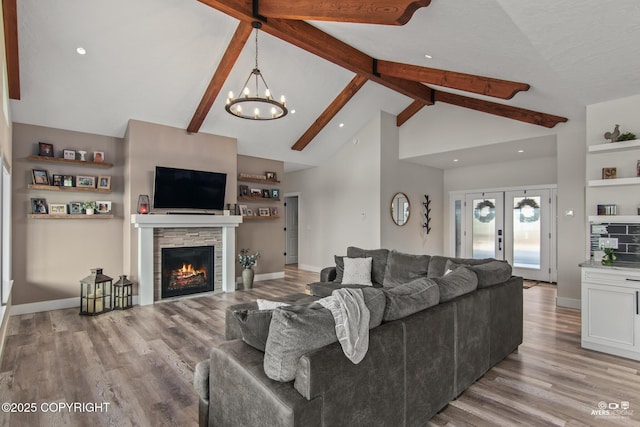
113, 275, 134, 310
80, 268, 113, 315
137, 195, 150, 214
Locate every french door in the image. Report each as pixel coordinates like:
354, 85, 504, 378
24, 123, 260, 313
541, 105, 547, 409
460, 188, 554, 282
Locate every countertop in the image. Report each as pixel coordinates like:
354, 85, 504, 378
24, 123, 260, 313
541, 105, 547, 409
579, 260, 640, 271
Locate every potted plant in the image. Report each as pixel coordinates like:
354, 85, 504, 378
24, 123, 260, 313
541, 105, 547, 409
82, 201, 97, 215
238, 248, 260, 289
602, 248, 616, 266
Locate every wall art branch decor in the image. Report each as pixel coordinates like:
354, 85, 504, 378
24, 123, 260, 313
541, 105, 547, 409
422, 194, 431, 234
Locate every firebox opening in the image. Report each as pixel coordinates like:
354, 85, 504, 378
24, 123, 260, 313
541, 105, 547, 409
161, 246, 214, 298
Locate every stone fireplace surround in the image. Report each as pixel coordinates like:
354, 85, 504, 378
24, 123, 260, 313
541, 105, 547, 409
131, 214, 242, 305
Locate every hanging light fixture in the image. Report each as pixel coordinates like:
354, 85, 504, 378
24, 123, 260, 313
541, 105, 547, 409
226, 21, 287, 120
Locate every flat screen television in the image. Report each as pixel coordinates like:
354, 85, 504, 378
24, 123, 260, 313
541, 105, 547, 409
153, 166, 227, 210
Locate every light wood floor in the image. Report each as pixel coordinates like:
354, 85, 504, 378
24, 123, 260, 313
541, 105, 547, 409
0, 267, 638, 426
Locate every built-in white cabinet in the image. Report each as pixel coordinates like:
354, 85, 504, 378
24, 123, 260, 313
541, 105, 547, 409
581, 266, 640, 361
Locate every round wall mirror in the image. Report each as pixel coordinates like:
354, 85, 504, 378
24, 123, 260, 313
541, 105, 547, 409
391, 192, 410, 226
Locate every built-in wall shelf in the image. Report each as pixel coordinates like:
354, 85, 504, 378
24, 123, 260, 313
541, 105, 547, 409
28, 155, 113, 168
29, 214, 114, 219
238, 196, 281, 202
588, 215, 640, 223
28, 184, 112, 194
588, 140, 640, 153
588, 177, 640, 187
237, 176, 280, 184
243, 215, 281, 220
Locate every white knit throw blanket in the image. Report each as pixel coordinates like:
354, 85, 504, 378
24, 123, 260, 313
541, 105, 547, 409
318, 288, 370, 364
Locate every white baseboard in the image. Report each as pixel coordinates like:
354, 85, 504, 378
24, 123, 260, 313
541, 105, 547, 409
556, 297, 581, 309
298, 264, 322, 273
11, 296, 141, 315
235, 271, 285, 284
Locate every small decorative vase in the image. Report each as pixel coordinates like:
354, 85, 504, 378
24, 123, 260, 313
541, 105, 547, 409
242, 267, 254, 290
86, 208, 94, 215
78, 150, 87, 161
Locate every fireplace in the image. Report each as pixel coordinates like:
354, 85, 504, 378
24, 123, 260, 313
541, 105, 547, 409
161, 246, 214, 298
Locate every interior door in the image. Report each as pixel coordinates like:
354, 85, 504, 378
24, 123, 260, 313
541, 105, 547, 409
504, 190, 551, 282
285, 196, 299, 264
465, 192, 504, 260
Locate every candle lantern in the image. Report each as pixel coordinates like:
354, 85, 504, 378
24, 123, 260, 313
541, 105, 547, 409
137, 194, 150, 214
113, 275, 134, 310
80, 268, 113, 316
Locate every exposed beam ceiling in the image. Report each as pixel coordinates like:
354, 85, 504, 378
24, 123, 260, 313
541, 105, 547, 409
291, 74, 369, 151
2, 0, 20, 100
187, 21, 253, 133
396, 100, 425, 127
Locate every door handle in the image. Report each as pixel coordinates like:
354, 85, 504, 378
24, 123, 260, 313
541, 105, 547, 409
498, 237, 502, 251
637, 291, 639, 315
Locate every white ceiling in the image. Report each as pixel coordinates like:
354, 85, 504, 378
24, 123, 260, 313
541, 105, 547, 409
9, 0, 640, 171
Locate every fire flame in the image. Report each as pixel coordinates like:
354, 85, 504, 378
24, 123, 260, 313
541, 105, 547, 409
175, 263, 206, 279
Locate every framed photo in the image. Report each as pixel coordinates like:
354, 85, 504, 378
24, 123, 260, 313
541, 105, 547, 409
63, 175, 74, 187
97, 176, 111, 190
250, 188, 262, 197
259, 208, 270, 217
96, 201, 112, 214
31, 198, 48, 214
270, 207, 279, 216
265, 171, 277, 181
63, 149, 76, 160
68, 201, 82, 214
32, 169, 50, 185
76, 175, 96, 188
93, 151, 105, 163
38, 142, 54, 157
262, 189, 271, 198
239, 185, 249, 197
49, 204, 67, 215
271, 188, 280, 199
239, 204, 248, 216
246, 208, 254, 216
52, 174, 63, 186
602, 167, 617, 179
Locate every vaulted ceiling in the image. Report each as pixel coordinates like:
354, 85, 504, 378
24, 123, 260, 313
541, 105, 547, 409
6, 0, 640, 171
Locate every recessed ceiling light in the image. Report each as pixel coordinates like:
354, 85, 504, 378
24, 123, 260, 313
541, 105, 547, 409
339, 123, 345, 128
424, 54, 432, 59
290, 109, 296, 114
518, 149, 524, 153
453, 159, 459, 162
76, 47, 86, 55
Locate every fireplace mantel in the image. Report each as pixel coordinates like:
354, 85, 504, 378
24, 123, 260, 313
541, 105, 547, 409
131, 214, 243, 305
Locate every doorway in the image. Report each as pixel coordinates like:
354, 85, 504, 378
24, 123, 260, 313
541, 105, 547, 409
284, 195, 299, 265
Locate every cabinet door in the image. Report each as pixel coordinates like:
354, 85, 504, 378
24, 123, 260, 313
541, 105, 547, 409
582, 282, 639, 350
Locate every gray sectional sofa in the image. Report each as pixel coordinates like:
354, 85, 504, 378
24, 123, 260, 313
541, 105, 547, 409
194, 247, 523, 427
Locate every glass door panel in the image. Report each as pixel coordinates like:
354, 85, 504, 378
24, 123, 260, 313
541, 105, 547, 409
465, 192, 504, 260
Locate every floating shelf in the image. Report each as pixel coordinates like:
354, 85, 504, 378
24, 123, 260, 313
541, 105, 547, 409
238, 176, 280, 184
29, 214, 114, 219
238, 196, 281, 202
28, 184, 112, 193
588, 139, 640, 153
588, 177, 640, 187
28, 155, 113, 168
589, 215, 640, 224
243, 215, 281, 220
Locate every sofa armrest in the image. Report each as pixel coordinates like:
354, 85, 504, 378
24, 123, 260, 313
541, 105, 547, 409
194, 360, 210, 427
225, 302, 258, 340
320, 266, 337, 282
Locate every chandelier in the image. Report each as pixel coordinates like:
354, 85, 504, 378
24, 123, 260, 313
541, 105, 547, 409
225, 21, 287, 120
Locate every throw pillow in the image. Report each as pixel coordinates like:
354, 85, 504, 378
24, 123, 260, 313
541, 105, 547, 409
346, 247, 389, 286
382, 276, 440, 322
382, 250, 430, 287
444, 259, 512, 288
232, 309, 274, 352
334, 255, 346, 282
432, 266, 478, 302
341, 257, 373, 286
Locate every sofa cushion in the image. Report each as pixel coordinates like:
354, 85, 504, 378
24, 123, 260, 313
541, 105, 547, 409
307, 282, 371, 298
334, 255, 345, 282
342, 257, 373, 286
427, 256, 496, 278
347, 247, 389, 287
381, 277, 440, 322
361, 287, 386, 328
445, 259, 512, 288
432, 266, 478, 302
382, 250, 430, 287
233, 309, 275, 352
264, 305, 338, 382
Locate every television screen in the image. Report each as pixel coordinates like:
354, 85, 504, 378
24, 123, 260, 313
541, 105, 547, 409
153, 166, 227, 210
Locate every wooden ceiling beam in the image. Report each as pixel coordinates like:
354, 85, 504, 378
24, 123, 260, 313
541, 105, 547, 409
187, 21, 253, 133
433, 90, 568, 128
377, 60, 529, 100
396, 100, 425, 127
3, 0, 20, 99
256, 0, 431, 25
291, 74, 368, 151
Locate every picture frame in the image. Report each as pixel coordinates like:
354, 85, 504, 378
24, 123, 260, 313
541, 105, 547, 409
93, 151, 105, 163
262, 189, 271, 198
63, 175, 74, 187
52, 174, 63, 186
271, 188, 280, 199
76, 175, 96, 188
63, 149, 76, 160
270, 207, 279, 216
96, 201, 112, 214
602, 167, 617, 179
97, 176, 111, 190
68, 201, 82, 214
259, 208, 270, 217
265, 171, 277, 181
246, 208, 254, 216
49, 204, 67, 215
31, 198, 48, 214
38, 142, 54, 157
250, 188, 262, 197
239, 185, 249, 197
32, 169, 50, 185
239, 204, 248, 216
